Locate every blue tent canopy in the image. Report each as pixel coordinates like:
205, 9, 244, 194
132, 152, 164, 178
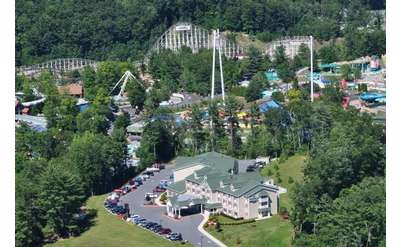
259, 100, 280, 113
359, 92, 385, 101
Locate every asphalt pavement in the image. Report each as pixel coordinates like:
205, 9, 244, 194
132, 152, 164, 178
119, 165, 219, 247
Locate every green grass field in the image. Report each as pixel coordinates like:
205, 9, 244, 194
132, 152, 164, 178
206, 154, 306, 247
206, 215, 293, 247
45, 195, 185, 247
261, 154, 306, 210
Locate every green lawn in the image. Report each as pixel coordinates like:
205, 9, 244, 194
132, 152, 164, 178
206, 215, 293, 247
260, 154, 306, 210
45, 195, 185, 247
206, 154, 306, 247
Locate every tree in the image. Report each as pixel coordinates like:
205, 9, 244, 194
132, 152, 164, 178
114, 112, 131, 130
287, 89, 301, 101
224, 96, 243, 156
16, 159, 47, 247
272, 91, 285, 102
321, 84, 344, 104
208, 100, 226, 152
352, 67, 362, 80
37, 161, 86, 238
137, 117, 175, 168
66, 132, 125, 194
246, 46, 263, 76
76, 105, 110, 134
189, 106, 207, 155
43, 96, 78, 132
340, 64, 352, 81
298, 177, 385, 247
127, 78, 146, 111
245, 71, 268, 102
274, 46, 295, 85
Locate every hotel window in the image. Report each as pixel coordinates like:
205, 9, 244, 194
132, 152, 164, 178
261, 201, 269, 206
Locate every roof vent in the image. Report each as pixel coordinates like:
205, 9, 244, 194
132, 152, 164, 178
230, 184, 235, 191
220, 181, 224, 188
194, 172, 198, 179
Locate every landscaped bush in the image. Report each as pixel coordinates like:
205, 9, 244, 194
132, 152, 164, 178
219, 219, 256, 225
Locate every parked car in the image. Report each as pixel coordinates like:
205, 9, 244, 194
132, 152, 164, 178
158, 228, 171, 235
159, 180, 169, 187
246, 165, 256, 172
153, 186, 166, 193
168, 233, 182, 241
122, 186, 131, 195
146, 167, 160, 173
135, 177, 143, 185
150, 224, 162, 231
113, 189, 123, 195
145, 192, 157, 199
144, 222, 157, 229
153, 163, 165, 169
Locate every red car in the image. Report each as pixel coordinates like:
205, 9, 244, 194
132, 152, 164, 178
153, 186, 166, 193
158, 228, 171, 235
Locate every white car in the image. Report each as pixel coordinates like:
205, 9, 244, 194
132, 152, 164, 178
146, 167, 160, 173
145, 193, 157, 199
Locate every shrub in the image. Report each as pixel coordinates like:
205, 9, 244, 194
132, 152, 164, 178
220, 219, 256, 225
159, 192, 167, 204
280, 207, 288, 214
266, 169, 273, 177
277, 177, 282, 184
288, 176, 294, 184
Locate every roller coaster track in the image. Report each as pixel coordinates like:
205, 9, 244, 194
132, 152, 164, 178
144, 22, 246, 62
16, 58, 99, 76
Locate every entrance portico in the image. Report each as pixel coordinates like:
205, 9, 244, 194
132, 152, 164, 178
166, 194, 206, 219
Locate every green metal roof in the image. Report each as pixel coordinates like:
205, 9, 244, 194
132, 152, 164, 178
167, 180, 186, 194
186, 166, 278, 197
205, 202, 222, 209
169, 195, 207, 208
174, 152, 236, 172
126, 123, 144, 133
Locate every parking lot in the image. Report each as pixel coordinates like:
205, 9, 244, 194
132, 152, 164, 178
118, 165, 219, 247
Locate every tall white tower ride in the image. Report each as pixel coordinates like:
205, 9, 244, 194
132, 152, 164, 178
310, 35, 314, 102
211, 29, 225, 103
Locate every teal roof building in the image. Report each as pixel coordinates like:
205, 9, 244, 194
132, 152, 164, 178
166, 152, 281, 220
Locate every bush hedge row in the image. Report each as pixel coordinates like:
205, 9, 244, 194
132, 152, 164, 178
219, 219, 256, 226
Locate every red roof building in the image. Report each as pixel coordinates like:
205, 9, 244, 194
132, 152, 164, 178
57, 83, 83, 97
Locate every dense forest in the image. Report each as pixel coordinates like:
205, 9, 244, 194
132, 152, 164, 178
16, 0, 385, 65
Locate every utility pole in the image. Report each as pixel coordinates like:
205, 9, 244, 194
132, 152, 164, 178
310, 35, 314, 102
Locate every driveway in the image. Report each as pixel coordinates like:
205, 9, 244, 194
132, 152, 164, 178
119, 165, 219, 247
